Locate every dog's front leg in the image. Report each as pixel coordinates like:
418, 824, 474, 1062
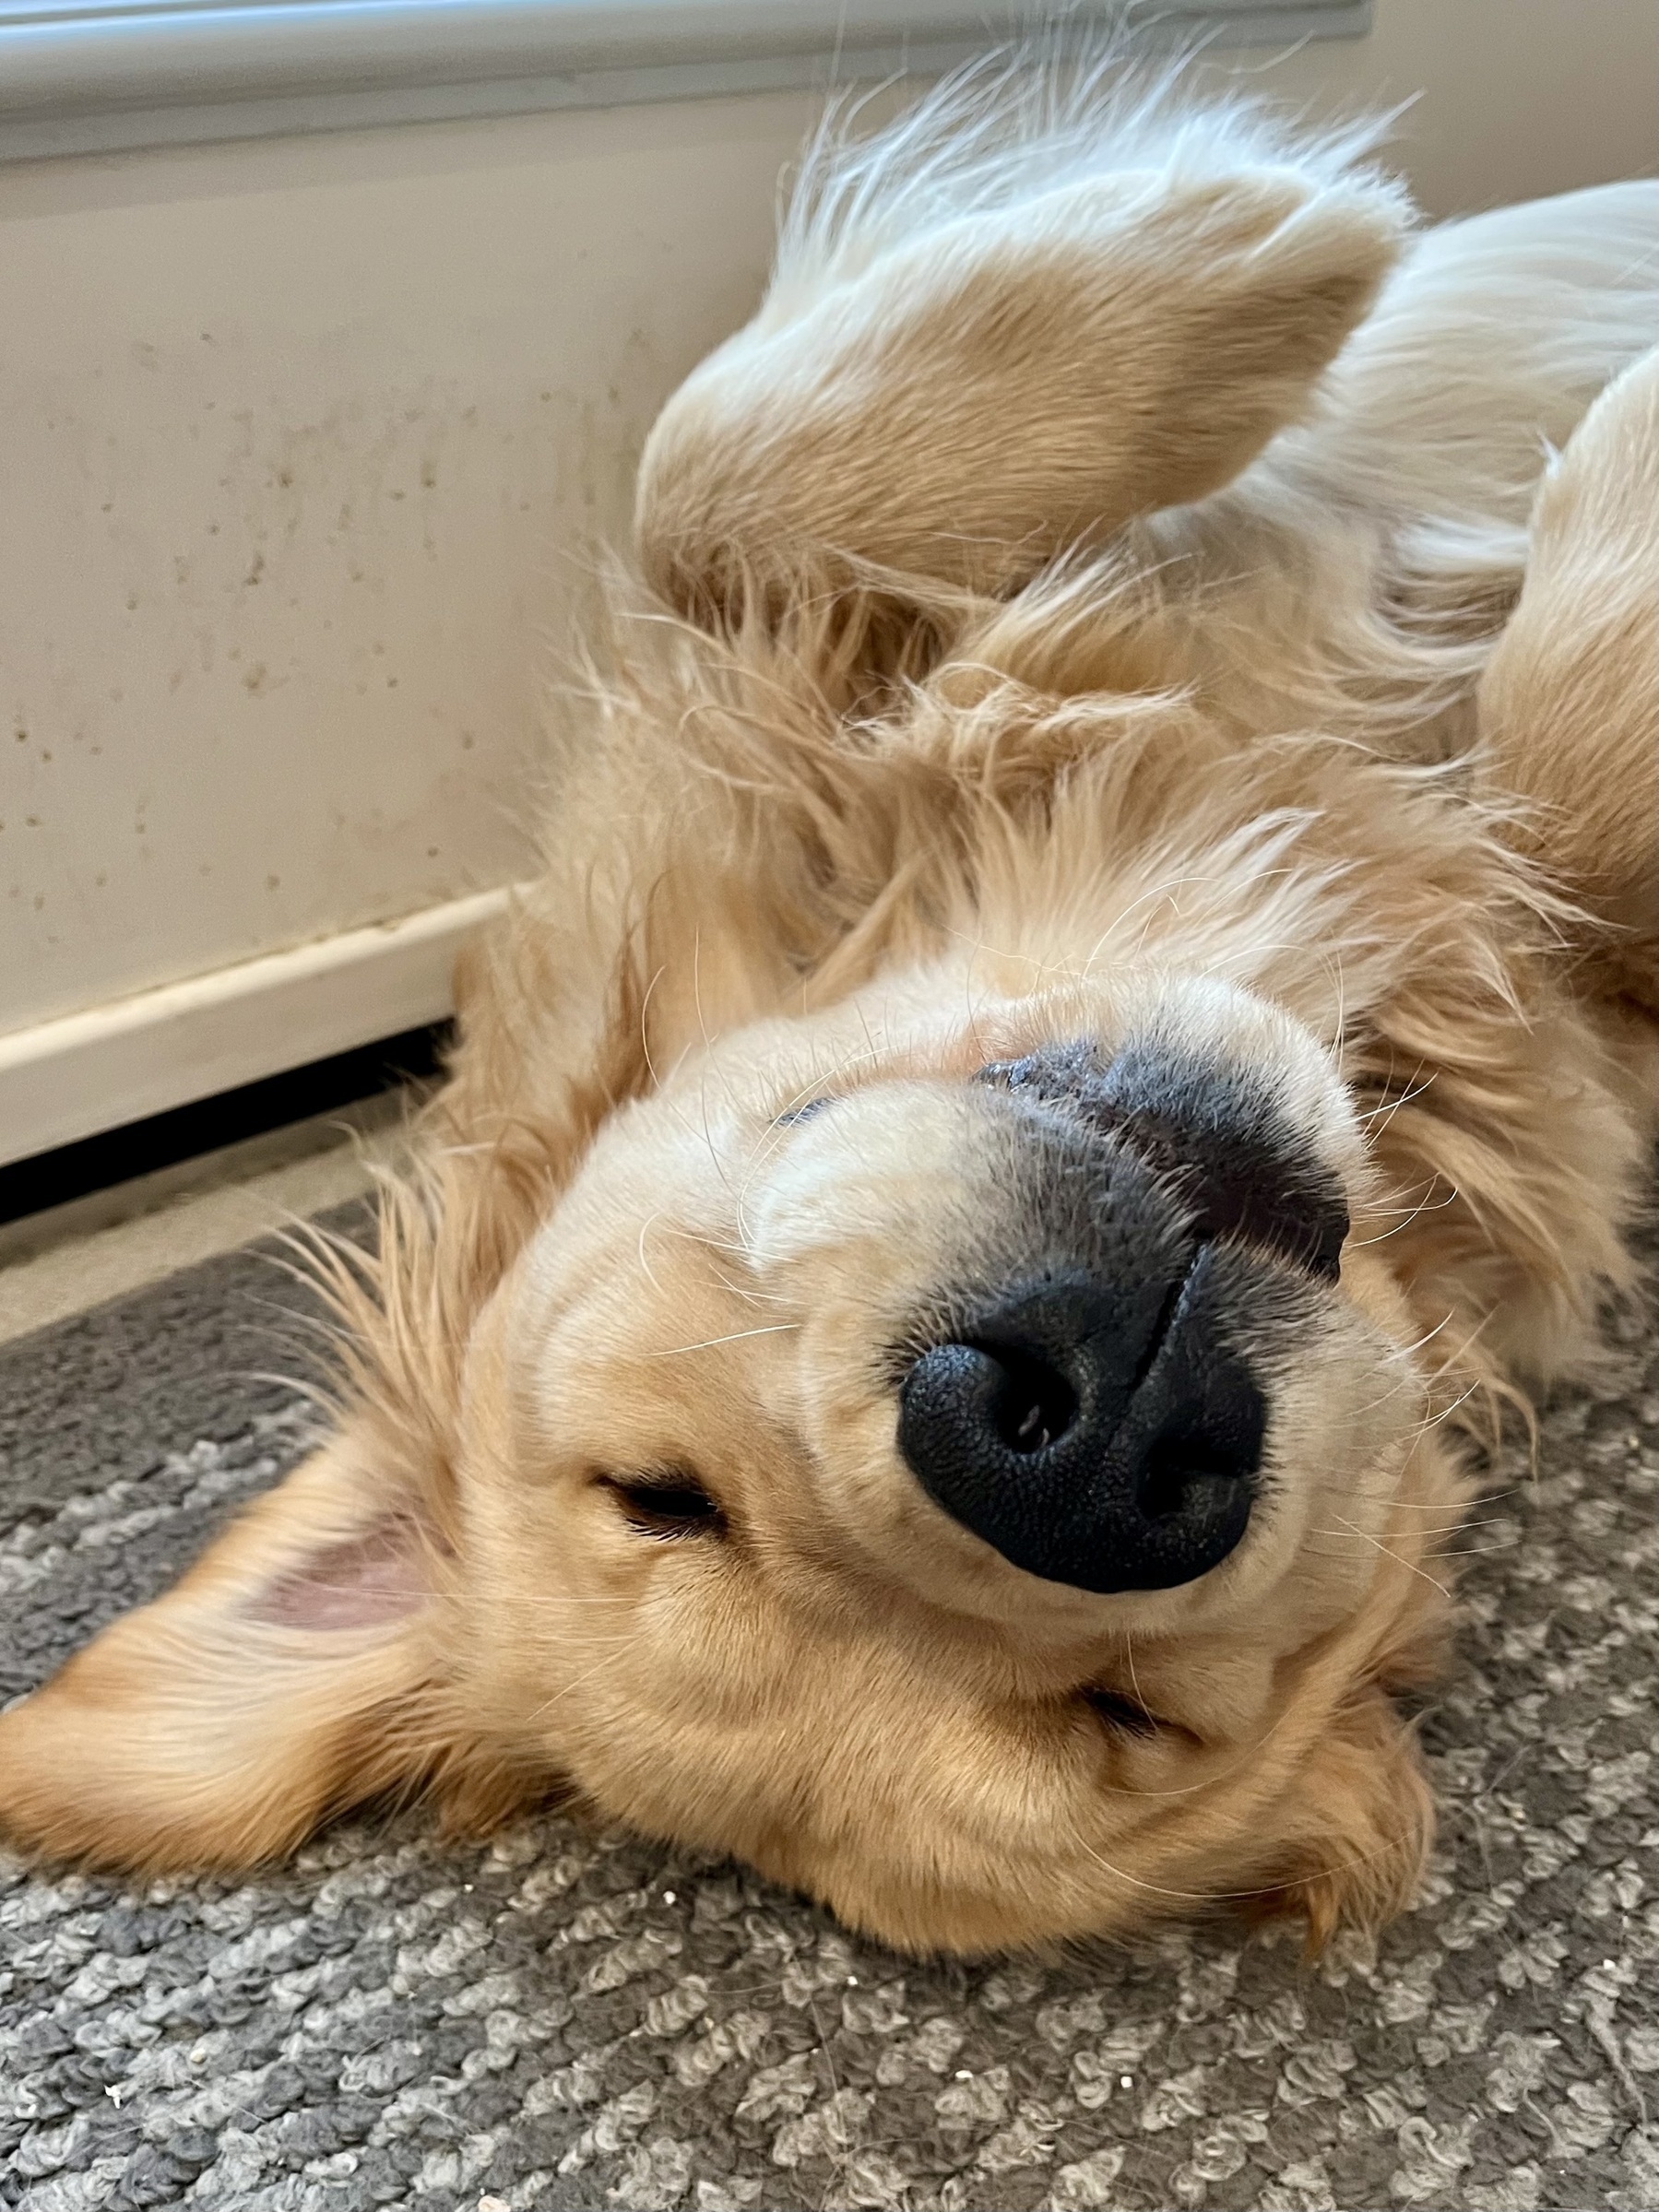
1475, 348, 1658, 1008
635, 85, 1405, 646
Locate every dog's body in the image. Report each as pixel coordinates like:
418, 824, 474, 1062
2, 65, 1655, 1956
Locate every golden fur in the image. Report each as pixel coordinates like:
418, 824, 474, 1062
2, 63, 1654, 1958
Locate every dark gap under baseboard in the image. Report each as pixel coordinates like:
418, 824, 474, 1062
0, 1022, 452, 1229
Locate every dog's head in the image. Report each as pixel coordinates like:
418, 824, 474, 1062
0, 914, 1461, 1957
437, 963, 1449, 1950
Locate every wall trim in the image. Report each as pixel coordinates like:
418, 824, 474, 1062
0, 2, 1373, 161
0, 885, 517, 1168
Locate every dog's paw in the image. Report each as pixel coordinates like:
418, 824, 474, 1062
636, 160, 1408, 621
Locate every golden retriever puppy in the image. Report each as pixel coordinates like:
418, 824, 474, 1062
1, 68, 1654, 1958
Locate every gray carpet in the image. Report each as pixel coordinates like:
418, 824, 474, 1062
1, 1212, 1654, 2212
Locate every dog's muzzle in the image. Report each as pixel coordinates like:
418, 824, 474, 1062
895, 1039, 1347, 1594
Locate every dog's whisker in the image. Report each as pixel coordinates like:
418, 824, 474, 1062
1327, 1515, 1453, 1602
1062, 1822, 1423, 1909
1412, 1378, 1493, 1437
707, 1268, 796, 1308
1354, 1065, 1439, 1138
520, 1653, 642, 1729
1381, 1486, 1523, 1512
1347, 1184, 1462, 1248
635, 1210, 670, 1297
641, 1323, 801, 1359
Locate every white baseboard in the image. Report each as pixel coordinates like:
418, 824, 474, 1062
0, 884, 516, 1170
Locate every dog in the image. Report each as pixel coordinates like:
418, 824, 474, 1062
2, 61, 1654, 1957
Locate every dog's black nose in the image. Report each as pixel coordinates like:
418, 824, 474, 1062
897, 1257, 1265, 1595
895, 1035, 1348, 1593
980, 1036, 1349, 1283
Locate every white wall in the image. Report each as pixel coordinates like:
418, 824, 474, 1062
1245, 0, 1657, 218
0, 93, 815, 1033
1, 0, 1654, 1160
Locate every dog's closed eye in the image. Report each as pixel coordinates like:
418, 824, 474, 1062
775, 1096, 835, 1127
603, 1471, 727, 1537
1080, 1685, 1163, 1739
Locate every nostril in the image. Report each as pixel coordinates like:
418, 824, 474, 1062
974, 1343, 1079, 1455
1135, 1435, 1254, 1521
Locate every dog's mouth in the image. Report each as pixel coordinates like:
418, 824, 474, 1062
887, 1037, 1348, 1596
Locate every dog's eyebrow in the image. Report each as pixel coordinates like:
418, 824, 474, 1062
774, 1095, 835, 1127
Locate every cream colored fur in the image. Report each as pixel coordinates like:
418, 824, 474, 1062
639, 61, 1658, 751
1474, 348, 1659, 998
1, 63, 1653, 1958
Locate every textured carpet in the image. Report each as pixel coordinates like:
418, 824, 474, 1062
1, 1214, 1654, 2212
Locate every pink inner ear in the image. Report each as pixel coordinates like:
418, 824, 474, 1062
248, 1519, 431, 1632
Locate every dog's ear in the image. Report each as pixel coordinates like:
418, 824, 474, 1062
0, 1426, 525, 1875
637, 164, 1407, 624
1243, 1686, 1436, 1952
